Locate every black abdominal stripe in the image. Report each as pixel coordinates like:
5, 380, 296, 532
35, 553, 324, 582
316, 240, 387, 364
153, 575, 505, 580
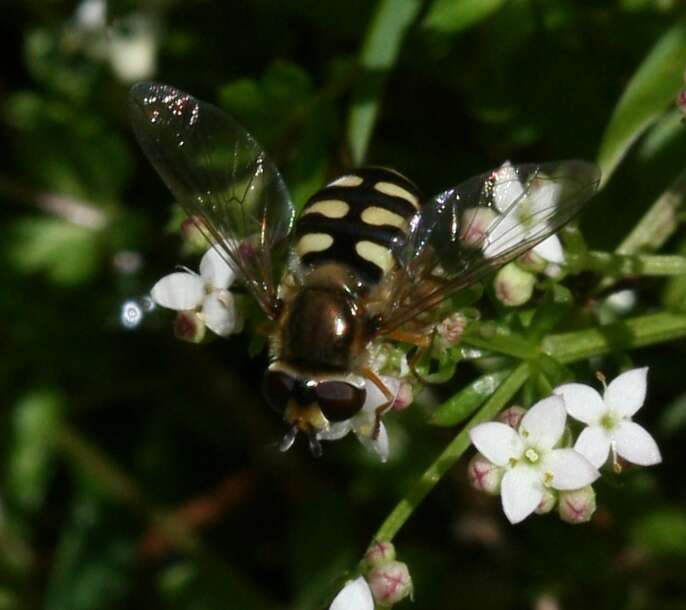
295, 168, 423, 285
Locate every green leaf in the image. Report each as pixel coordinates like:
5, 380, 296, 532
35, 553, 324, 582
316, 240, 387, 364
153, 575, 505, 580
423, 0, 506, 34
44, 494, 135, 610
5, 389, 63, 513
526, 284, 573, 339
596, 15, 686, 187
430, 369, 511, 426
4, 217, 101, 286
346, 0, 422, 164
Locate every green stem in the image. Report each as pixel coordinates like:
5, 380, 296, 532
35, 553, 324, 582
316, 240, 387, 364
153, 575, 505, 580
542, 311, 686, 363
372, 363, 530, 543
576, 251, 686, 276
616, 167, 686, 255
462, 323, 536, 359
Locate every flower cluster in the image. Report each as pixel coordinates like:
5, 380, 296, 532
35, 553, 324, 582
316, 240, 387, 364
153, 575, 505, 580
464, 161, 566, 306
469, 367, 661, 524
151, 246, 243, 341
330, 542, 412, 609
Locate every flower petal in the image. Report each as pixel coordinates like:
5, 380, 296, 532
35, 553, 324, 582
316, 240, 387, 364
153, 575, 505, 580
574, 425, 611, 468
483, 213, 520, 258
518, 395, 566, 450
356, 422, 389, 463
200, 246, 236, 289
363, 376, 400, 413
318, 421, 352, 441
542, 448, 599, 490
614, 421, 662, 466
151, 272, 204, 311
330, 576, 374, 610
492, 161, 525, 213
604, 367, 648, 417
470, 422, 524, 467
500, 465, 543, 524
554, 383, 605, 425
525, 180, 561, 216
532, 234, 564, 264
201, 291, 237, 336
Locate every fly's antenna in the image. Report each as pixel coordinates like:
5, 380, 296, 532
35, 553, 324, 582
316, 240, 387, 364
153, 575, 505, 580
279, 425, 299, 452
307, 433, 323, 458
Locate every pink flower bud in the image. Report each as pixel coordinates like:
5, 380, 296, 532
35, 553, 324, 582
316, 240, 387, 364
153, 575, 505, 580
517, 249, 547, 273
535, 488, 557, 514
180, 216, 208, 253
460, 208, 497, 248
174, 311, 206, 343
494, 263, 535, 307
368, 560, 413, 607
559, 485, 596, 524
467, 453, 503, 495
392, 382, 413, 411
498, 406, 526, 429
436, 312, 467, 347
677, 89, 686, 114
364, 541, 396, 567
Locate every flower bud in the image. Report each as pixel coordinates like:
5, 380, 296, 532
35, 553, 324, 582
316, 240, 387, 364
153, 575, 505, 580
498, 406, 526, 429
460, 208, 497, 248
368, 560, 413, 607
494, 263, 535, 307
467, 453, 503, 495
535, 488, 557, 514
558, 485, 596, 524
392, 382, 414, 411
678, 89, 686, 115
517, 249, 547, 274
436, 312, 467, 347
364, 541, 396, 567
180, 216, 209, 254
174, 311, 206, 343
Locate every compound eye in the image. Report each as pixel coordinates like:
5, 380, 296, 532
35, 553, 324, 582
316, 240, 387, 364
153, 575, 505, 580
262, 371, 295, 413
315, 381, 366, 422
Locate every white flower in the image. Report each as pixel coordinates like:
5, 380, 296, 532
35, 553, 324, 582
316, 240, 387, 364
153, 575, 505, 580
554, 367, 661, 468
108, 15, 158, 82
484, 161, 565, 264
318, 376, 401, 462
330, 576, 374, 610
470, 396, 599, 524
151, 246, 241, 337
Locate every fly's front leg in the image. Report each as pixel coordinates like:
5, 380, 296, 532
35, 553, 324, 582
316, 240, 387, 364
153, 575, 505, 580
383, 326, 433, 381
361, 367, 397, 440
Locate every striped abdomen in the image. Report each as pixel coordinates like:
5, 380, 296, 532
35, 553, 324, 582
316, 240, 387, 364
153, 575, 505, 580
295, 168, 423, 286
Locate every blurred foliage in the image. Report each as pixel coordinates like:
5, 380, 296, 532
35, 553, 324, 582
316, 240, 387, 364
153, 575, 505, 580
2, 1, 686, 609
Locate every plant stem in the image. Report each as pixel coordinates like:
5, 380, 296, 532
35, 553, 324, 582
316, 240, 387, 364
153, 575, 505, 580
542, 311, 686, 363
616, 167, 686, 255
577, 251, 686, 276
372, 363, 530, 543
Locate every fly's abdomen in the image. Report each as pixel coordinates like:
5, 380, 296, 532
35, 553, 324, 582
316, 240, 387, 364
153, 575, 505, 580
294, 168, 423, 286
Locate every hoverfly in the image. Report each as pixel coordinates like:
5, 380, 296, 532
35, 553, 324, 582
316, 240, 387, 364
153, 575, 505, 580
130, 82, 600, 455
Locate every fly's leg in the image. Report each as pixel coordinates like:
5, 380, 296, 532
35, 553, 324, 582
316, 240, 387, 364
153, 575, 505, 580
361, 367, 398, 440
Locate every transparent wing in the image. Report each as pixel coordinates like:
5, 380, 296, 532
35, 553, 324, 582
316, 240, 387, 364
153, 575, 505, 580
129, 81, 295, 317
378, 160, 601, 333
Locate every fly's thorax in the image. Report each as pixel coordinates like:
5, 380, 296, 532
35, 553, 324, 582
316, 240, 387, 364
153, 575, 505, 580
278, 286, 368, 372
293, 167, 424, 289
